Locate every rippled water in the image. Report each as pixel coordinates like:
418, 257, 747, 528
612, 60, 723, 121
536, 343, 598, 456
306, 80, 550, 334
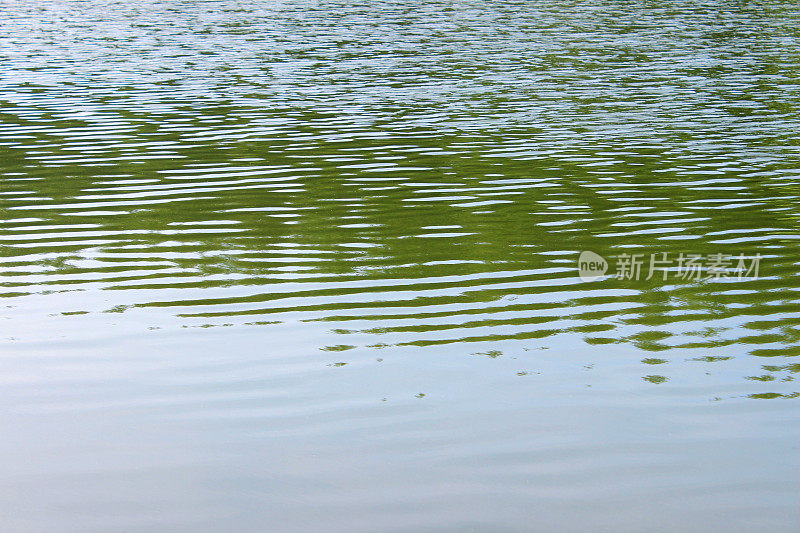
1, 1, 799, 531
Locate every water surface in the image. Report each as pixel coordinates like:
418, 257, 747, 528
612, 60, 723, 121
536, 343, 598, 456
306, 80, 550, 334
1, 1, 799, 531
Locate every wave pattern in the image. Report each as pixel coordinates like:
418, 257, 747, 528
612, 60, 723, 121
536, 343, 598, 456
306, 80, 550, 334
2, 1, 800, 390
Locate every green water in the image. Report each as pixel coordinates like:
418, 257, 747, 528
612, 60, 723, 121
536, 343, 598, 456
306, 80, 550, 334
1, 1, 799, 531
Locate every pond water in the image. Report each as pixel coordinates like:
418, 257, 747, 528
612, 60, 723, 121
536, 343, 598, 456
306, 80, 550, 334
1, 1, 799, 531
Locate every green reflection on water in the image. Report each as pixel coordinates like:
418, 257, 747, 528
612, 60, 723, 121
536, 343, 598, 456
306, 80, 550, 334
1, 0, 799, 402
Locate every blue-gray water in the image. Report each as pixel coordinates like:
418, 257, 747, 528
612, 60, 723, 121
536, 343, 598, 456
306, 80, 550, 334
1, 1, 799, 531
